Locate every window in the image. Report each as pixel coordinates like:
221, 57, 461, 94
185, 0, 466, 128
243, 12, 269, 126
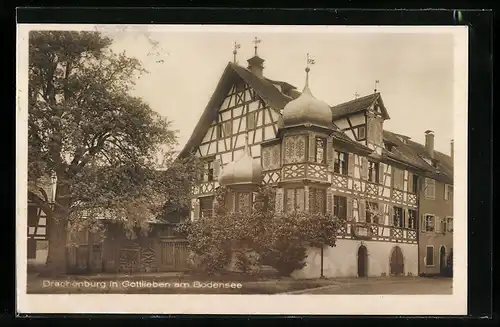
393, 206, 404, 227
393, 168, 404, 190
199, 196, 214, 218
411, 174, 419, 194
207, 160, 214, 181
200, 159, 215, 182
246, 112, 256, 130
444, 184, 453, 201
286, 188, 305, 212
309, 187, 326, 214
408, 209, 417, 229
447, 217, 453, 232
217, 123, 223, 139
441, 217, 447, 234
236, 192, 252, 212
425, 178, 436, 199
314, 137, 326, 164
333, 195, 347, 220
426, 246, 434, 266
424, 214, 435, 232
223, 121, 232, 136
366, 202, 379, 224
334, 151, 348, 175
368, 161, 379, 183
358, 126, 366, 140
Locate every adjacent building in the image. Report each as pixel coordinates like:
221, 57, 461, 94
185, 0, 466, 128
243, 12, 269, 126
180, 49, 453, 278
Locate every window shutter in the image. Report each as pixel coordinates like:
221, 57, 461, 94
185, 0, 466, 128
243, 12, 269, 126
361, 157, 368, 180
435, 216, 441, 233
346, 197, 354, 221
326, 188, 333, 214
358, 199, 366, 222
286, 189, 295, 212
308, 134, 315, 162
388, 206, 394, 226
193, 199, 200, 220
347, 153, 355, 177
378, 203, 385, 225
408, 172, 413, 192
275, 188, 284, 214
326, 137, 334, 170
378, 163, 385, 185
213, 159, 221, 179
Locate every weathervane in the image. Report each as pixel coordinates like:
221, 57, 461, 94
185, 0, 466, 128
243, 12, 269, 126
374, 80, 380, 93
253, 37, 261, 56
233, 41, 241, 63
306, 53, 316, 69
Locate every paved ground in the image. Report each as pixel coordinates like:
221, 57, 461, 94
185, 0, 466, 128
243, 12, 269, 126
293, 276, 453, 294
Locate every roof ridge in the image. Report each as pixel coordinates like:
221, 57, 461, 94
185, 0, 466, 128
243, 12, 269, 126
330, 92, 379, 109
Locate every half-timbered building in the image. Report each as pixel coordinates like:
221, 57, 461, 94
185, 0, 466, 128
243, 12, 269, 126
180, 46, 453, 279
27, 175, 56, 268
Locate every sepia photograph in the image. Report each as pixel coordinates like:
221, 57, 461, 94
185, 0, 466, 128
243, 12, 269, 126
16, 24, 468, 315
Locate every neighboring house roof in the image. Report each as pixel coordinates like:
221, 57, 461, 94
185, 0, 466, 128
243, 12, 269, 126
330, 92, 391, 120
382, 130, 453, 183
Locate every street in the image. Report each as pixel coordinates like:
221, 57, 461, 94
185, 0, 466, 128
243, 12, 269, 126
291, 277, 453, 294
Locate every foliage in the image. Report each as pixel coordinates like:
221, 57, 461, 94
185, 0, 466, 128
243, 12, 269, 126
177, 185, 339, 277
28, 31, 203, 274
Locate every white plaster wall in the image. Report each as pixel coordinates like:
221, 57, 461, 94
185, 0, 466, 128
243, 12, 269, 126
292, 239, 418, 279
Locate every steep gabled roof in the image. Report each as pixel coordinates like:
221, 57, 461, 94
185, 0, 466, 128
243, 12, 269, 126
178, 61, 374, 159
330, 92, 390, 120
178, 62, 295, 158
382, 130, 453, 183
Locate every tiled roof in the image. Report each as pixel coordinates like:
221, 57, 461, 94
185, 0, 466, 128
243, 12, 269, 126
180, 62, 364, 158
382, 130, 453, 183
231, 63, 293, 109
330, 93, 390, 120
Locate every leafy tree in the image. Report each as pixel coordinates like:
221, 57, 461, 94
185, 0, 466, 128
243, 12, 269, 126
28, 31, 202, 276
177, 185, 339, 277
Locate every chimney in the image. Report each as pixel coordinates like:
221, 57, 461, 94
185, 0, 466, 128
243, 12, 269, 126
425, 130, 435, 159
450, 139, 454, 159
247, 56, 264, 78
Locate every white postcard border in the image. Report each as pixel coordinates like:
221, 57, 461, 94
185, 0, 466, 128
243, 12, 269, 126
16, 24, 468, 315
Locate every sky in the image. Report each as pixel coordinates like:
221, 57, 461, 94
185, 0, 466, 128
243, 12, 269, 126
103, 26, 455, 155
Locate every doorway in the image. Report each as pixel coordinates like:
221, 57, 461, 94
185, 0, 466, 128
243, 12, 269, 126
390, 246, 404, 276
357, 245, 368, 277
439, 246, 446, 275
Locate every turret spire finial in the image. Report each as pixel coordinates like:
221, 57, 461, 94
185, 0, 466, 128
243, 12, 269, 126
304, 53, 315, 92
233, 41, 241, 63
253, 37, 261, 56
374, 80, 380, 93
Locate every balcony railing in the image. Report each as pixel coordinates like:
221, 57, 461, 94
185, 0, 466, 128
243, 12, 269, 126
336, 220, 417, 244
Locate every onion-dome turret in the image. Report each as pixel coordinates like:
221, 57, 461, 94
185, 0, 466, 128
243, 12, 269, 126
282, 61, 333, 130
218, 134, 262, 187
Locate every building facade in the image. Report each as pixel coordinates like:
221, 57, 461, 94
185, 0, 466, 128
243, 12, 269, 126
180, 50, 454, 279
27, 175, 56, 268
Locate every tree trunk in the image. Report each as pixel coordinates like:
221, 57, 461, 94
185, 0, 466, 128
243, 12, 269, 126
44, 180, 70, 276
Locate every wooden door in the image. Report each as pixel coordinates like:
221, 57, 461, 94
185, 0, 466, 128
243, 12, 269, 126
357, 245, 368, 277
159, 240, 189, 271
439, 246, 446, 275
390, 246, 404, 276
